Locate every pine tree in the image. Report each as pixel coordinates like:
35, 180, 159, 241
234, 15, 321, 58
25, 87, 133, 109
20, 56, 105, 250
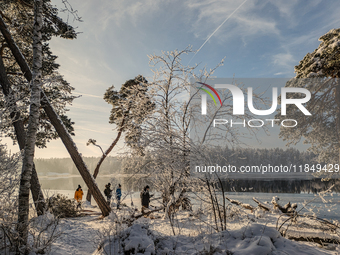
86, 75, 154, 202
0, 0, 79, 215
1, 0, 111, 217
276, 28, 340, 164
0, 0, 77, 148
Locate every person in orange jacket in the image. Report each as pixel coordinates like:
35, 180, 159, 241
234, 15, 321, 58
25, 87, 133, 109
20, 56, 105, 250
74, 185, 83, 209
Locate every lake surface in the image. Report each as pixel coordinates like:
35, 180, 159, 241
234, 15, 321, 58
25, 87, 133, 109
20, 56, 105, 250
223, 192, 340, 221
40, 175, 340, 221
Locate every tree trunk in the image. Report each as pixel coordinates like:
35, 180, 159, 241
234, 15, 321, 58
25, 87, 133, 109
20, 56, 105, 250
0, 11, 111, 217
41, 101, 111, 216
0, 54, 45, 216
17, 0, 43, 250
86, 118, 125, 202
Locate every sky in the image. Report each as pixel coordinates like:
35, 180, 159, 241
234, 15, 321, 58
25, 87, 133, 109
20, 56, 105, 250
4, 0, 340, 158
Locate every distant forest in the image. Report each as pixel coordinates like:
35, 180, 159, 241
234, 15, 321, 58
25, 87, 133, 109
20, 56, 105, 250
34, 156, 123, 175
34, 147, 318, 176
212, 147, 317, 167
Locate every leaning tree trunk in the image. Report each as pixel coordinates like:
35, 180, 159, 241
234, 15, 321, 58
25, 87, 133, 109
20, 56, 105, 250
41, 101, 111, 215
0, 54, 45, 216
86, 118, 125, 202
0, 11, 111, 217
17, 0, 43, 250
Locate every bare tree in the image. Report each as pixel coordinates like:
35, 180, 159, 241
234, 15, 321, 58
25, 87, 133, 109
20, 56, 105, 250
122, 48, 265, 236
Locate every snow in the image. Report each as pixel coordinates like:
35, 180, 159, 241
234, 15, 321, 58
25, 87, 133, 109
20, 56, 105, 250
95, 221, 335, 255
41, 190, 340, 255
50, 211, 105, 255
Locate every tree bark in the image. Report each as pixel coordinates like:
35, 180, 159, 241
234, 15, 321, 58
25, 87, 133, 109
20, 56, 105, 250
86, 118, 125, 202
17, 0, 43, 250
0, 11, 111, 217
0, 54, 45, 216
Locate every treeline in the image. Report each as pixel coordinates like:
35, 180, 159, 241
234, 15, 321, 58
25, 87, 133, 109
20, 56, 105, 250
35, 147, 317, 176
204, 147, 317, 168
220, 178, 340, 193
34, 156, 123, 175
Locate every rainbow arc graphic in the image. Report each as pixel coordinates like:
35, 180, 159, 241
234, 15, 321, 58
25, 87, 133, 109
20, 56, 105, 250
197, 82, 222, 106
197, 82, 222, 115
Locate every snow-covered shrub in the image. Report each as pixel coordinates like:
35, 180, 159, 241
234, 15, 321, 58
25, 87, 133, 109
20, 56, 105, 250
0, 145, 62, 254
95, 222, 330, 255
96, 223, 156, 255
0, 144, 21, 253
47, 194, 79, 218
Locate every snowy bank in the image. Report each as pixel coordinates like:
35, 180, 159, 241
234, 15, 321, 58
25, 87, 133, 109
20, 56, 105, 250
94, 223, 334, 255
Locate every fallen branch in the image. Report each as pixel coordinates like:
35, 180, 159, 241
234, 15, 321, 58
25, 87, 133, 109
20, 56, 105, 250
118, 207, 164, 227
277, 213, 340, 232
253, 197, 271, 211
283, 233, 340, 245
134, 207, 164, 219
271, 196, 297, 213
226, 196, 255, 211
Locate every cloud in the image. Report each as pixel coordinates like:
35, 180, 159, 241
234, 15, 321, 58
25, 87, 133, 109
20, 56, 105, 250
186, 0, 279, 43
96, 0, 168, 29
272, 52, 295, 68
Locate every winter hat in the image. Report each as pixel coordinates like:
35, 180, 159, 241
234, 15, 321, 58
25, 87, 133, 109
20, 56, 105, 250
118, 184, 121, 187
145, 185, 150, 190
108, 183, 111, 186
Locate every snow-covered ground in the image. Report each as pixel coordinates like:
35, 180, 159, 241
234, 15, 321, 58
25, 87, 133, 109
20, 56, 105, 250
50, 214, 104, 255
44, 190, 340, 255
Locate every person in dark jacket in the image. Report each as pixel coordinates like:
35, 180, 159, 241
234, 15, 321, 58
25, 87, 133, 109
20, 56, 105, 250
116, 184, 122, 209
140, 185, 153, 213
104, 183, 113, 206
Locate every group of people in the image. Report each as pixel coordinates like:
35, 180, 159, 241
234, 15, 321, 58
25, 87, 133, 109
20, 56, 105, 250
104, 183, 122, 208
73, 183, 153, 212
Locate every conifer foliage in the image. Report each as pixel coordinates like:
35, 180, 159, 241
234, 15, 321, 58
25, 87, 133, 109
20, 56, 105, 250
276, 28, 340, 165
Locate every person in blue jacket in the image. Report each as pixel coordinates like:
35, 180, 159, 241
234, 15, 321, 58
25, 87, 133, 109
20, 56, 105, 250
116, 184, 122, 209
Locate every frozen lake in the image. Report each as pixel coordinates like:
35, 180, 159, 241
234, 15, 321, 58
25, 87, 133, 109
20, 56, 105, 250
40, 174, 340, 222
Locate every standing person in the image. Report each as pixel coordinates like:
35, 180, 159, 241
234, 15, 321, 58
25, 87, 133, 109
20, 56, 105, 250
74, 185, 83, 209
104, 183, 112, 206
116, 184, 122, 209
140, 185, 153, 213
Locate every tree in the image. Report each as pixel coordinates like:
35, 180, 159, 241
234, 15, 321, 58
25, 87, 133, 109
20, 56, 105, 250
17, 0, 43, 250
122, 47, 266, 233
86, 75, 154, 202
0, 47, 45, 216
0, 2, 111, 217
0, 0, 78, 214
145, 48, 197, 220
0, 0, 77, 148
123, 48, 224, 224
276, 28, 340, 166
